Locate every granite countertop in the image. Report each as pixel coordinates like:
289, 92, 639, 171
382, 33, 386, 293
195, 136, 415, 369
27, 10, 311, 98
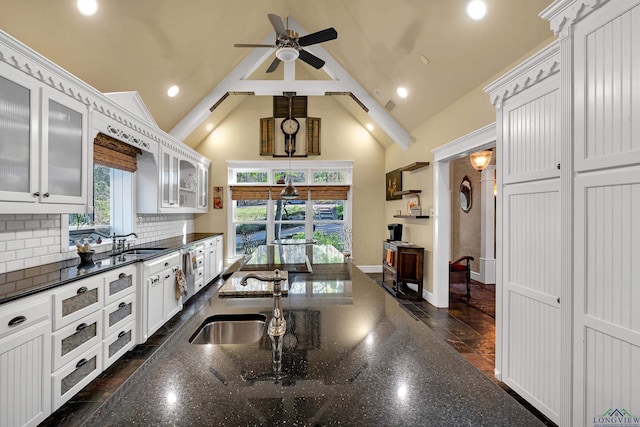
88, 257, 543, 426
0, 232, 222, 305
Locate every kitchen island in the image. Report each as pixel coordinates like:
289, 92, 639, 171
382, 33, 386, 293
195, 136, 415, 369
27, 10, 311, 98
85, 245, 542, 426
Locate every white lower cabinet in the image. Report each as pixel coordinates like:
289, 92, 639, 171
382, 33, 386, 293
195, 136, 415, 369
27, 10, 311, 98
51, 343, 102, 411
52, 311, 102, 372
141, 251, 183, 342
204, 235, 224, 285
0, 320, 52, 427
103, 321, 135, 369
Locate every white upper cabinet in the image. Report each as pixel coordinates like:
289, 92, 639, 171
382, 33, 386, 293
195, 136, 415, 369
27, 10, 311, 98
197, 163, 208, 210
0, 62, 87, 213
161, 147, 180, 208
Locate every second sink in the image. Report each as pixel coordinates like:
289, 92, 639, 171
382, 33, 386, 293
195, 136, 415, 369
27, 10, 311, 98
189, 314, 267, 345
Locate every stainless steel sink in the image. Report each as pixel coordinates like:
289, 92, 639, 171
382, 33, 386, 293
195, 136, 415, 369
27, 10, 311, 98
121, 248, 166, 255
189, 314, 267, 345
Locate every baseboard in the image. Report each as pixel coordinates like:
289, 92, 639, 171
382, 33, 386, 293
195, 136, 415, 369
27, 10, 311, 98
357, 264, 382, 273
471, 270, 481, 282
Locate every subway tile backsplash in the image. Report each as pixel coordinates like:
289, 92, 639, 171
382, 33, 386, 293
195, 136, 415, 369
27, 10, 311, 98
0, 214, 194, 274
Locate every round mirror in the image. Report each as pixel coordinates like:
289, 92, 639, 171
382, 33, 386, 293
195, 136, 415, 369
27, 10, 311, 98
460, 176, 472, 212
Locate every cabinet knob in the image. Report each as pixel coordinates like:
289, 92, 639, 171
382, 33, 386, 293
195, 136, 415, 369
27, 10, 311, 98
8, 316, 27, 327
118, 302, 127, 309
164, 262, 170, 267
43, 192, 50, 198
33, 192, 40, 197
165, 274, 171, 279
118, 272, 127, 279
77, 286, 88, 294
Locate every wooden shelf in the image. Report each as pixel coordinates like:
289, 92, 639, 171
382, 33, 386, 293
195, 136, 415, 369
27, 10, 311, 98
398, 162, 430, 172
393, 190, 421, 196
393, 215, 429, 219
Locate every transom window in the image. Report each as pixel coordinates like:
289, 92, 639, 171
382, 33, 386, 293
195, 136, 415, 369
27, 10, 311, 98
228, 160, 352, 258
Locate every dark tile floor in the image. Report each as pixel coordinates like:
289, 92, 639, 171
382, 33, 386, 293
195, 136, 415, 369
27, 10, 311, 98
42, 272, 557, 427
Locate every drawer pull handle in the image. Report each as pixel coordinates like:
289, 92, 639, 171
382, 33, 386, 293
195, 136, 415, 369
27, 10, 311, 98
164, 262, 170, 267
76, 358, 88, 368
118, 302, 127, 309
118, 330, 127, 338
8, 316, 27, 327
76, 323, 88, 331
118, 272, 127, 279
33, 192, 40, 197
77, 286, 88, 294
165, 274, 171, 279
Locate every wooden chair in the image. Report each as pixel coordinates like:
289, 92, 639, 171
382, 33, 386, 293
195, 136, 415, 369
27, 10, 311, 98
449, 256, 474, 302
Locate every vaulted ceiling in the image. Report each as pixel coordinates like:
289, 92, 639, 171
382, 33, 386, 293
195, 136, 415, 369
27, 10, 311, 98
0, 0, 553, 148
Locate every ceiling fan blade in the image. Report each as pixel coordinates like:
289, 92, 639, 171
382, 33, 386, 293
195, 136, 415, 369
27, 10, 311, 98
234, 43, 274, 48
298, 49, 325, 69
267, 14, 288, 38
298, 28, 338, 47
266, 57, 281, 73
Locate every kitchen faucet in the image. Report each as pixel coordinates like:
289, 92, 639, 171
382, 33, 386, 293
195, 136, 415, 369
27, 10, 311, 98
239, 269, 287, 337
111, 232, 138, 255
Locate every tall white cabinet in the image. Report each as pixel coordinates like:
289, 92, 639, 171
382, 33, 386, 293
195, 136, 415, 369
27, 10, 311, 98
488, 1, 640, 425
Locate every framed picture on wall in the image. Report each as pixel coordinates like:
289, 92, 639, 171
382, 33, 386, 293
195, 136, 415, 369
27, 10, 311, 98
385, 169, 402, 201
213, 186, 223, 209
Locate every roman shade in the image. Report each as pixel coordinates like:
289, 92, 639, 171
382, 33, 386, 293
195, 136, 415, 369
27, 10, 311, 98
94, 132, 142, 172
230, 185, 349, 200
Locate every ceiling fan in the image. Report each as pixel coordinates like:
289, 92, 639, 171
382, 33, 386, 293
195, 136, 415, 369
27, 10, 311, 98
234, 14, 337, 73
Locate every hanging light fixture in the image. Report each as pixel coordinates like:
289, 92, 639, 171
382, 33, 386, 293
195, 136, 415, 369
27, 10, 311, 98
280, 152, 299, 200
470, 150, 492, 171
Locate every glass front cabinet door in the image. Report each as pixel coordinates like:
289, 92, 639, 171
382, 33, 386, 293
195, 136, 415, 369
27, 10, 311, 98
197, 163, 208, 210
0, 62, 88, 212
161, 148, 180, 208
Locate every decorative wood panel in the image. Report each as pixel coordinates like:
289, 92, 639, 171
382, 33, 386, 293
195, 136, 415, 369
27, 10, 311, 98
273, 96, 307, 118
306, 117, 321, 155
503, 78, 561, 183
574, 3, 640, 171
259, 117, 274, 156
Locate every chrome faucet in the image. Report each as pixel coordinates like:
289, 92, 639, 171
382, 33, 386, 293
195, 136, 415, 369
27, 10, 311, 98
111, 232, 138, 255
239, 269, 287, 337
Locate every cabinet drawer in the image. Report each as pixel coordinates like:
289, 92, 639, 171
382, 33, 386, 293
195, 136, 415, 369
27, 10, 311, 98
196, 255, 204, 269
195, 277, 204, 293
52, 311, 102, 371
52, 343, 102, 410
196, 243, 205, 256
103, 265, 136, 305
52, 277, 103, 329
196, 266, 204, 282
0, 295, 50, 339
145, 251, 181, 276
103, 293, 136, 338
103, 321, 136, 369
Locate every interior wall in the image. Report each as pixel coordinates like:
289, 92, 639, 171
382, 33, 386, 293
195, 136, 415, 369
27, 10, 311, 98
450, 157, 482, 272
193, 95, 386, 266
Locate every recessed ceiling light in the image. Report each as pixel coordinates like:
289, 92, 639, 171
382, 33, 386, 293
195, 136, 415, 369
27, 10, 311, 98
374, 89, 384, 99
397, 87, 408, 98
366, 123, 374, 131
205, 123, 214, 132
467, 0, 487, 20
77, 0, 98, 16
167, 85, 180, 97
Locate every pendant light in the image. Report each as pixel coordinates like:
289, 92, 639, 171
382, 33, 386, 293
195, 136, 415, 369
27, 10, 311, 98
280, 151, 299, 200
280, 95, 299, 200
470, 150, 492, 172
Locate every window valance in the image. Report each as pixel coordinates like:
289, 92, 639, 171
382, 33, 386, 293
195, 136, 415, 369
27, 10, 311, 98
93, 132, 142, 172
230, 185, 349, 201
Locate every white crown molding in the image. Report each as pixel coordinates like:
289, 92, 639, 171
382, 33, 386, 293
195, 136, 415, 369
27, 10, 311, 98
0, 30, 206, 162
431, 123, 495, 162
484, 40, 560, 107
540, 0, 610, 35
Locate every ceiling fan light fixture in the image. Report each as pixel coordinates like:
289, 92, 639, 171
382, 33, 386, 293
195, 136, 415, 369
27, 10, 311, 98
276, 47, 299, 63
470, 150, 492, 171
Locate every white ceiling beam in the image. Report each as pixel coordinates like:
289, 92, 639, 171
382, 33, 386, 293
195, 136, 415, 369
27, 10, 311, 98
170, 17, 414, 149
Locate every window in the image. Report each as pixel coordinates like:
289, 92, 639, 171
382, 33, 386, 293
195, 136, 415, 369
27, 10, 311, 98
68, 164, 135, 248
228, 160, 352, 258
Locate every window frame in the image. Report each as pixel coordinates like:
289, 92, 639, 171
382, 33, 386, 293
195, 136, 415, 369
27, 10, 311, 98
227, 160, 352, 260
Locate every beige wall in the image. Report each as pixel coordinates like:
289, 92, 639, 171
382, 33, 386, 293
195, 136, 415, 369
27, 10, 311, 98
193, 95, 386, 265
450, 157, 482, 272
